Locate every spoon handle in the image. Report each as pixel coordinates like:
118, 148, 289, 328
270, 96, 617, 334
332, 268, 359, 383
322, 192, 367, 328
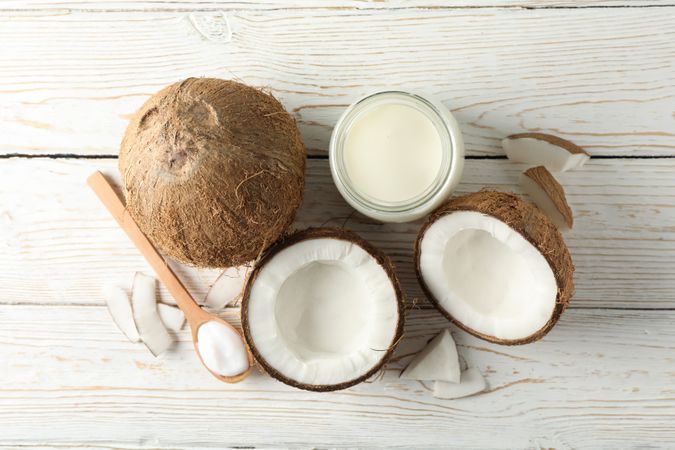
87, 171, 207, 325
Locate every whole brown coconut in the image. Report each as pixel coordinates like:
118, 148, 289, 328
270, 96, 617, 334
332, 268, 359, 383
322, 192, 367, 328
119, 78, 305, 267
415, 191, 575, 345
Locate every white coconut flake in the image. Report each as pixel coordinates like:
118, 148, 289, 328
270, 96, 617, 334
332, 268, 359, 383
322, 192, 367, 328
204, 265, 250, 309
433, 368, 487, 399
131, 273, 173, 356
401, 329, 460, 383
502, 134, 589, 172
158, 303, 186, 332
102, 284, 140, 343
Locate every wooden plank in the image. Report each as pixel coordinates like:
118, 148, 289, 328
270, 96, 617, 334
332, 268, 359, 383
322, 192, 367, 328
1, 8, 674, 156
0, 304, 673, 448
1, 157, 674, 309
3, 1, 674, 9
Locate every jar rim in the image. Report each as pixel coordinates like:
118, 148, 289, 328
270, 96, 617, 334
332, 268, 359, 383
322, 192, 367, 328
329, 91, 458, 217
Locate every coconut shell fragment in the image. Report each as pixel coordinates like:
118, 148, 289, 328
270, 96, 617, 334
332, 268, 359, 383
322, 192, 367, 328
119, 78, 306, 268
502, 132, 589, 172
521, 166, 574, 230
415, 191, 575, 345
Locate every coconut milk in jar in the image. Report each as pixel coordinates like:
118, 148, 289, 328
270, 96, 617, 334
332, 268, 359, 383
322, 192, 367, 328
329, 91, 464, 222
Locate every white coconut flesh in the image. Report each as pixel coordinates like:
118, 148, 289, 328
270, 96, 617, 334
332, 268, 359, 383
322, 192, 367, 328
433, 368, 487, 400
401, 329, 460, 383
419, 211, 558, 341
247, 238, 400, 387
502, 137, 589, 172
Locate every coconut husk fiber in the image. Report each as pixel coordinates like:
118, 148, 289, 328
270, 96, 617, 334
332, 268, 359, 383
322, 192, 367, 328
414, 190, 575, 345
119, 78, 306, 268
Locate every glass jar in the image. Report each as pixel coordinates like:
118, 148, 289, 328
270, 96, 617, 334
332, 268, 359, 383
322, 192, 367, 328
329, 91, 464, 223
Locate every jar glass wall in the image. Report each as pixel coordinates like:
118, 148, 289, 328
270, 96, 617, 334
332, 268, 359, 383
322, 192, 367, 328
329, 91, 465, 223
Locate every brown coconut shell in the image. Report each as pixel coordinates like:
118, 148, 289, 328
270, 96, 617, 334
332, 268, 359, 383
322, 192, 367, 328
414, 191, 575, 345
506, 132, 588, 156
522, 165, 574, 229
119, 78, 305, 268
241, 228, 405, 392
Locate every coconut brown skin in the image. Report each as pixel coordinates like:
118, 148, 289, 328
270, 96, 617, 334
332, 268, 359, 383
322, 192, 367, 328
505, 132, 588, 156
523, 165, 574, 228
241, 228, 405, 392
119, 78, 305, 268
414, 191, 575, 345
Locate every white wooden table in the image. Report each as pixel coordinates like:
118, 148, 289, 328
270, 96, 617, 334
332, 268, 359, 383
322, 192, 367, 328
1, 1, 674, 448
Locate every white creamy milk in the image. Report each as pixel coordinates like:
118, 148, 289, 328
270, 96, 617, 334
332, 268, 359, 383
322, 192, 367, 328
197, 320, 249, 377
343, 103, 443, 203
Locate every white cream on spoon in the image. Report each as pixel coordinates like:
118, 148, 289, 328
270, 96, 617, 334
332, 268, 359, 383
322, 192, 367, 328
197, 320, 250, 377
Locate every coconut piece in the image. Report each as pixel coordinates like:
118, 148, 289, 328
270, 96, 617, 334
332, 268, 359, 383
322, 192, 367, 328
242, 228, 404, 392
401, 329, 460, 383
433, 368, 487, 400
157, 303, 186, 332
415, 191, 574, 345
119, 78, 306, 268
502, 133, 589, 172
204, 265, 251, 309
521, 166, 573, 230
131, 273, 173, 356
102, 284, 140, 343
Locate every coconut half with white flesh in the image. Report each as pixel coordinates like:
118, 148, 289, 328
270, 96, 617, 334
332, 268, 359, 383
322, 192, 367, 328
242, 228, 404, 391
415, 191, 574, 345
502, 133, 589, 172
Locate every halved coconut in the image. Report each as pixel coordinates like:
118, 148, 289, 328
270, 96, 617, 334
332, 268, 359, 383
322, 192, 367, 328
502, 133, 589, 172
415, 191, 574, 345
242, 228, 404, 391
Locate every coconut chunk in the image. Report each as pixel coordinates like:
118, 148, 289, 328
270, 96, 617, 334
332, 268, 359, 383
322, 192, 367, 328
521, 166, 573, 230
415, 191, 574, 345
204, 265, 250, 309
157, 303, 186, 332
433, 368, 487, 399
102, 284, 140, 343
502, 133, 589, 172
131, 273, 173, 356
401, 329, 460, 383
242, 228, 404, 392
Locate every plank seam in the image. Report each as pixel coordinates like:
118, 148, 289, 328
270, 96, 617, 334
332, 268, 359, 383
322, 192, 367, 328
0, 4, 674, 13
2, 154, 675, 161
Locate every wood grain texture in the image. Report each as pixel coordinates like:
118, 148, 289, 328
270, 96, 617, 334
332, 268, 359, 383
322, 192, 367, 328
1, 304, 673, 448
1, 157, 673, 309
1, 8, 674, 156
4, 1, 674, 10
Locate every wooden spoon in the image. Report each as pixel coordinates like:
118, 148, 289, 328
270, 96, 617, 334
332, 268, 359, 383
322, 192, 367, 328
87, 171, 253, 384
